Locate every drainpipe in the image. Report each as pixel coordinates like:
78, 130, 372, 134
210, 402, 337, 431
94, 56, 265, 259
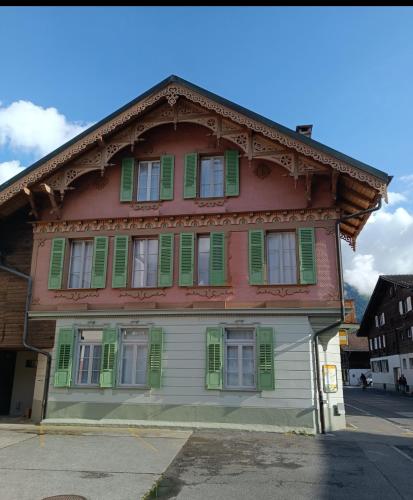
313, 198, 382, 433
0, 260, 51, 421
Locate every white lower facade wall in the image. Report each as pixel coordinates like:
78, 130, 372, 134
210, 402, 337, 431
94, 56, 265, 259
44, 311, 345, 433
371, 353, 413, 391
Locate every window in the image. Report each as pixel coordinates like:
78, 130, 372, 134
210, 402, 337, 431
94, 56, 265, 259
200, 156, 224, 198
383, 360, 389, 372
76, 330, 102, 386
409, 359, 413, 369
399, 300, 404, 315
197, 235, 210, 285
68, 240, 94, 289
379, 312, 385, 326
382, 335, 386, 348
378, 336, 382, 349
369, 339, 373, 351
224, 329, 256, 389
267, 232, 297, 285
373, 337, 377, 350
375, 315, 379, 328
408, 326, 413, 339
137, 161, 160, 201
119, 329, 149, 386
406, 296, 412, 312
132, 239, 159, 287
403, 358, 407, 370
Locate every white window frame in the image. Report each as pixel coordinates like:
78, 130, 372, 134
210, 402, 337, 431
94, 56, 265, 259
137, 160, 160, 201
118, 328, 149, 387
369, 339, 373, 351
382, 335, 386, 348
378, 336, 382, 349
375, 315, 379, 328
75, 330, 103, 387
68, 239, 94, 289
200, 156, 224, 198
132, 238, 159, 288
406, 296, 412, 312
399, 300, 404, 315
373, 337, 377, 350
266, 232, 298, 285
197, 234, 210, 286
379, 312, 385, 326
224, 329, 256, 390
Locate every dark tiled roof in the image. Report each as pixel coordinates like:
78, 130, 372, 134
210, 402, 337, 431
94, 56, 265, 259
0, 74, 391, 194
380, 275, 413, 289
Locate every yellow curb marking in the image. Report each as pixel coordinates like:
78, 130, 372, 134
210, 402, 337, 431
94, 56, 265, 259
128, 428, 158, 453
39, 424, 45, 448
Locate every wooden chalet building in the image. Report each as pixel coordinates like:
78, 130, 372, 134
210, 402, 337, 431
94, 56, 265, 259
0, 76, 390, 432
358, 275, 413, 392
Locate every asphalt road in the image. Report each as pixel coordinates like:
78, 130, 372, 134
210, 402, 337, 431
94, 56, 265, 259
149, 388, 413, 500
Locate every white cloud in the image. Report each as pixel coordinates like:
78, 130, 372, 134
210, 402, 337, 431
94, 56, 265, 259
0, 100, 92, 157
400, 174, 413, 185
0, 160, 25, 184
342, 205, 413, 296
387, 191, 407, 206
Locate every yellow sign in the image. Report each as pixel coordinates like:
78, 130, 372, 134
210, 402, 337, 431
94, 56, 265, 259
322, 364, 338, 393
339, 329, 348, 346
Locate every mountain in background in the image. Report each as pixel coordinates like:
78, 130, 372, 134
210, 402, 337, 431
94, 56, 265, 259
344, 283, 370, 322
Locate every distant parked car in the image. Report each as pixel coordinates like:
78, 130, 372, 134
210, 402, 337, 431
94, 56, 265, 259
365, 372, 372, 386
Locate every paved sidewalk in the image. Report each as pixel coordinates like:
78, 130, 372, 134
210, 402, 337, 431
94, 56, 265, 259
0, 424, 191, 500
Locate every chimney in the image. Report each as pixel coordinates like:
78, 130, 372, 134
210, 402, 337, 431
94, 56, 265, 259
296, 124, 313, 138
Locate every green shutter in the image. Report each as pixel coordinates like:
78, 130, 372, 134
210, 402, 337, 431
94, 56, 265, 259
160, 155, 174, 200
54, 327, 74, 387
206, 327, 223, 389
91, 236, 109, 288
298, 228, 316, 285
225, 150, 239, 196
158, 233, 174, 287
120, 158, 135, 202
112, 236, 129, 288
210, 232, 226, 286
48, 238, 66, 290
184, 153, 197, 199
179, 233, 194, 286
248, 230, 265, 285
100, 328, 118, 388
149, 327, 163, 388
257, 327, 275, 390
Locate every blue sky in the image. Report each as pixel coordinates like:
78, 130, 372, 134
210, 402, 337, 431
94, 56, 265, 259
0, 6, 412, 293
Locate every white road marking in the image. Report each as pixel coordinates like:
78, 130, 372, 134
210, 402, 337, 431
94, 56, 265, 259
392, 446, 413, 463
345, 403, 373, 416
347, 422, 358, 429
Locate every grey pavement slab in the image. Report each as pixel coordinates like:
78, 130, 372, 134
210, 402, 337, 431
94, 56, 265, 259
0, 426, 191, 500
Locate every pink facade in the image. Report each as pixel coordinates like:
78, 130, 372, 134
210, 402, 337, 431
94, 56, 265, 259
31, 122, 339, 311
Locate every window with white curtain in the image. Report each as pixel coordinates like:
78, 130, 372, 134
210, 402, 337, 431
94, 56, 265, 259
137, 161, 160, 201
132, 239, 159, 287
68, 240, 94, 289
197, 235, 210, 285
119, 329, 149, 386
200, 156, 224, 198
76, 330, 103, 386
267, 232, 297, 285
224, 329, 256, 389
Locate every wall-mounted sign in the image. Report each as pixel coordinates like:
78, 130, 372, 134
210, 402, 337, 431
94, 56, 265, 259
339, 329, 348, 346
322, 364, 338, 393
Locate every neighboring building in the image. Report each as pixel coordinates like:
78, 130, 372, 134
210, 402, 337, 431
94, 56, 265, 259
0, 76, 390, 431
358, 275, 413, 392
339, 300, 369, 386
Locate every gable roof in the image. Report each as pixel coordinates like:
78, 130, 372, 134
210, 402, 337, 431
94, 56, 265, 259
358, 275, 413, 336
0, 74, 391, 194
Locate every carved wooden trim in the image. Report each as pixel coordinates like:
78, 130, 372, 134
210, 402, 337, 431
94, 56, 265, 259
119, 289, 166, 300
54, 290, 100, 301
256, 287, 310, 297
195, 198, 226, 207
33, 208, 340, 234
185, 287, 233, 298
129, 202, 162, 211
1, 83, 387, 207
